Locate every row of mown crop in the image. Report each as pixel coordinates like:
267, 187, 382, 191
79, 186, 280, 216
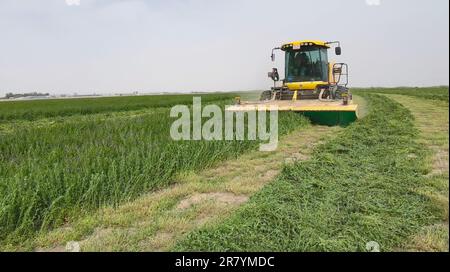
174, 93, 438, 251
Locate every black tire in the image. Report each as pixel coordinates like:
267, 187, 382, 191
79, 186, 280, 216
260, 90, 272, 101
335, 86, 349, 100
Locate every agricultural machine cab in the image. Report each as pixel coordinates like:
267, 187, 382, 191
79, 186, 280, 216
266, 40, 349, 102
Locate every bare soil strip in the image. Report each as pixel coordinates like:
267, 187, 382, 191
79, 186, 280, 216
386, 94, 449, 252
34, 124, 340, 251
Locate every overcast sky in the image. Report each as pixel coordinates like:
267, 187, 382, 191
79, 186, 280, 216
0, 0, 448, 95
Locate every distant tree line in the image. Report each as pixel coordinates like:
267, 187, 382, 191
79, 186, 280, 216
4, 92, 50, 99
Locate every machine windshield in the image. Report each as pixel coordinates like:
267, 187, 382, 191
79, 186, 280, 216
285, 46, 328, 82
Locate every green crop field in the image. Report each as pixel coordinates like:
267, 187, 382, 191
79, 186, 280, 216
0, 93, 306, 247
0, 93, 236, 121
0, 87, 448, 251
354, 87, 449, 102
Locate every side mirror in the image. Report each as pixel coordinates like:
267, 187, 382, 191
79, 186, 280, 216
335, 46, 342, 55
271, 53, 275, 62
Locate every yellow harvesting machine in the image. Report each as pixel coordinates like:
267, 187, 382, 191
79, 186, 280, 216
228, 40, 358, 126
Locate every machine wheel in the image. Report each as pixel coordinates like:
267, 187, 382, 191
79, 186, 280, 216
260, 90, 272, 101
334, 86, 349, 100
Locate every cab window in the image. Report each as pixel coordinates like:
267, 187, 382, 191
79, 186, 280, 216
285, 46, 328, 82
